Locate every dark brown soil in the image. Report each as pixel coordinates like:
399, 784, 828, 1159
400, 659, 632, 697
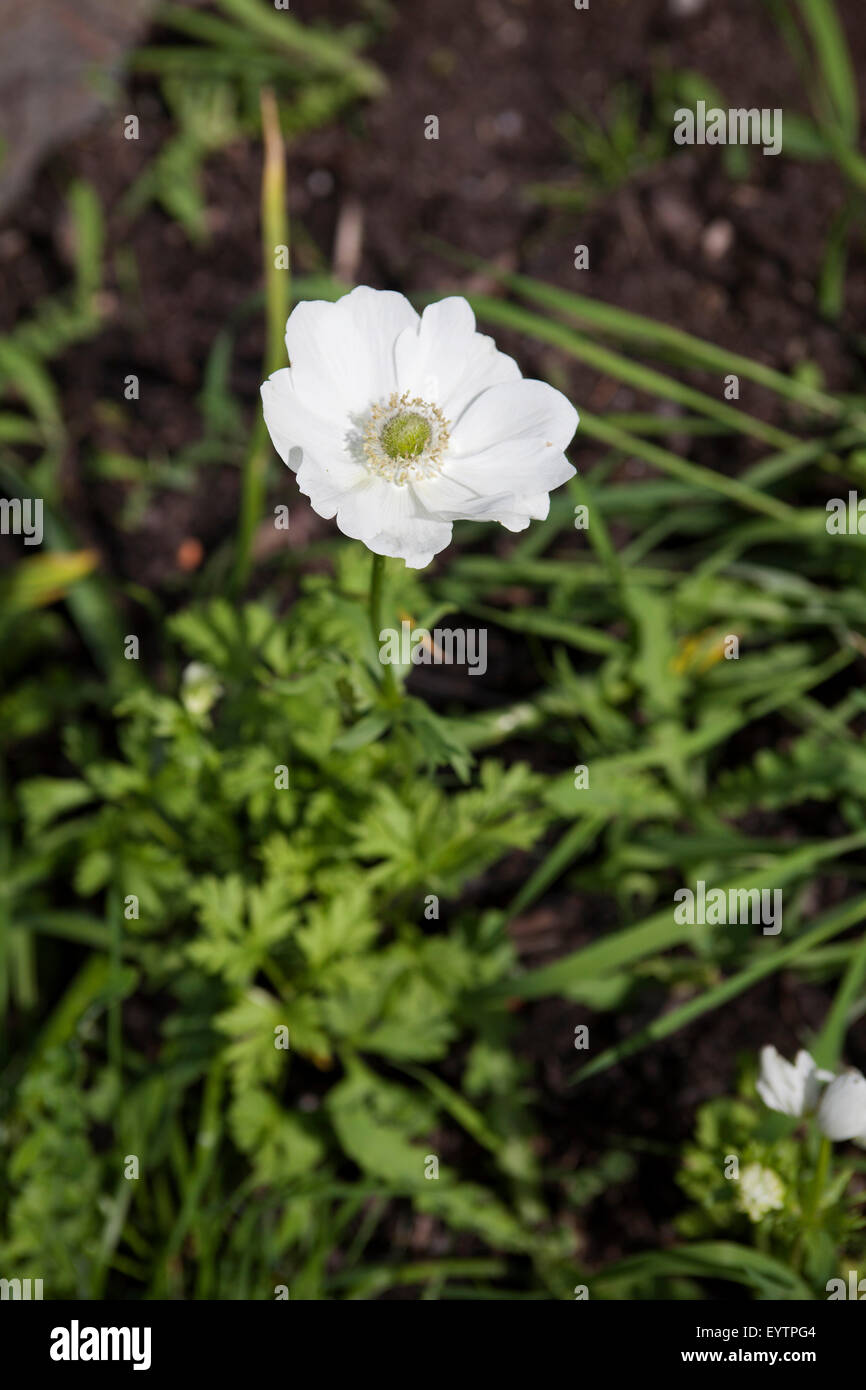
4, 0, 865, 588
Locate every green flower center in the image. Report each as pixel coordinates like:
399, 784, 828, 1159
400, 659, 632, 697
379, 411, 433, 460
359, 392, 451, 485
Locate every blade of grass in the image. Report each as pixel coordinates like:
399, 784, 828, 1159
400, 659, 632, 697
427, 246, 863, 426
334, 1259, 507, 1298
573, 892, 866, 1083
16, 911, 147, 956
601, 414, 733, 437
506, 816, 607, 921
215, 0, 384, 94
594, 1241, 813, 1299
151, 1058, 225, 1297
811, 928, 866, 1071
155, 1, 269, 49
795, 0, 859, 144
108, 885, 123, 1077
470, 600, 622, 657
233, 88, 288, 595
469, 294, 795, 450
578, 410, 798, 523
502, 830, 866, 1001
741, 426, 861, 489
467, 295, 796, 451
395, 1064, 504, 1156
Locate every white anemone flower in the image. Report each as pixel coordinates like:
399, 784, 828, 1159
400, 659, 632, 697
755, 1046, 833, 1118
260, 287, 579, 568
817, 1070, 866, 1142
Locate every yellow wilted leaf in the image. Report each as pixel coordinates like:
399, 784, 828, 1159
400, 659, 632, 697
672, 629, 728, 676
2, 549, 99, 612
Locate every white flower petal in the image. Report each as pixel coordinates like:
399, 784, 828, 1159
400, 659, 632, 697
334, 478, 453, 568
285, 287, 419, 418
756, 1046, 796, 1114
756, 1045, 824, 1118
261, 369, 351, 474
413, 470, 525, 522
440, 379, 577, 517
262, 367, 374, 526
488, 491, 553, 531
451, 378, 579, 457
818, 1071, 866, 1141
394, 297, 521, 422
447, 448, 575, 506
795, 1049, 834, 1113
295, 460, 362, 520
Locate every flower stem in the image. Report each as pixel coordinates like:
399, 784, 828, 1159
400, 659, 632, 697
369, 552, 397, 701
792, 1134, 832, 1272
804, 1135, 832, 1226
233, 87, 289, 596
108, 882, 123, 1077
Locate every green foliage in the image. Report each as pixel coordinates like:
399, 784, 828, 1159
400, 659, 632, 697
0, 1045, 108, 1295
125, 0, 383, 242
675, 1086, 866, 1297
1, 566, 562, 1297
526, 80, 668, 211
